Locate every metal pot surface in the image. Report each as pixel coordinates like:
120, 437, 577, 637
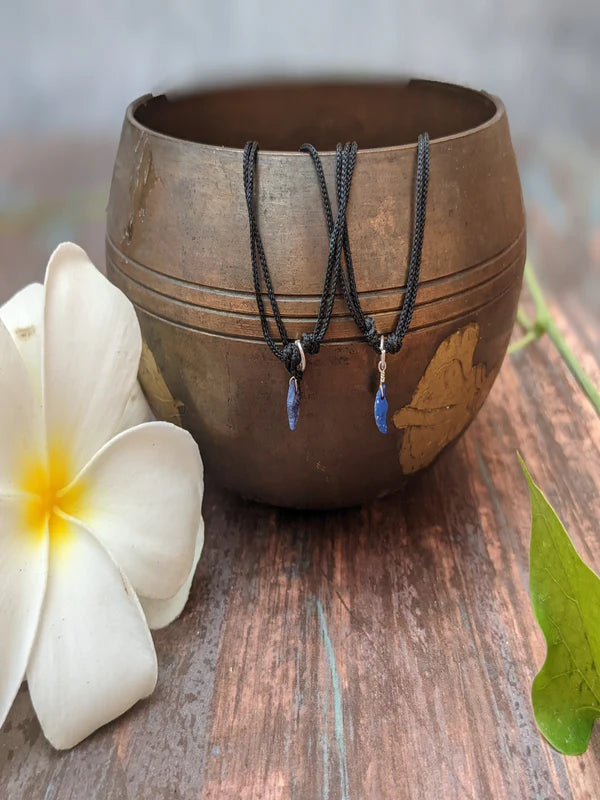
106, 79, 526, 508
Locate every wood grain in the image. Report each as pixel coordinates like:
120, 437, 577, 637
0, 138, 599, 799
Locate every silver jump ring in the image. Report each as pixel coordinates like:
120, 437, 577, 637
378, 335, 386, 372
295, 339, 307, 373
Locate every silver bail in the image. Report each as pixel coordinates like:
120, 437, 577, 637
294, 339, 307, 373
378, 336, 386, 391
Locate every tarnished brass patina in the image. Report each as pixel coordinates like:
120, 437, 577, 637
106, 79, 526, 508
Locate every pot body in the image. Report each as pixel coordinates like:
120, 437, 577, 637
106, 79, 525, 508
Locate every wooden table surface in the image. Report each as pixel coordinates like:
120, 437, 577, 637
0, 137, 599, 800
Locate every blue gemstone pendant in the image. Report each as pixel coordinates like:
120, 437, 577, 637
374, 336, 388, 434
374, 384, 388, 434
287, 377, 301, 431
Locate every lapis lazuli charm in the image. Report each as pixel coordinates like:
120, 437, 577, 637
374, 336, 388, 434
374, 384, 388, 434
287, 377, 301, 431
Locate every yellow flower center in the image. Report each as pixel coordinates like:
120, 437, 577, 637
20, 446, 86, 549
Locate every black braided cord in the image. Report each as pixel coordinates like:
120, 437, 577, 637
302, 133, 430, 355
243, 140, 356, 379
301, 142, 368, 339
243, 133, 429, 380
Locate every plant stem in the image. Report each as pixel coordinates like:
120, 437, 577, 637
507, 330, 540, 355
516, 307, 534, 331
522, 262, 552, 332
517, 261, 600, 417
544, 317, 600, 416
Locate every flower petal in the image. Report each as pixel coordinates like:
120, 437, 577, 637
0, 283, 44, 401
61, 421, 203, 600
26, 517, 157, 749
0, 319, 44, 494
43, 242, 142, 477
0, 496, 48, 729
0, 276, 150, 438
140, 515, 204, 630
116, 380, 153, 433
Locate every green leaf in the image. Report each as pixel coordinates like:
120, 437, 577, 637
521, 456, 600, 754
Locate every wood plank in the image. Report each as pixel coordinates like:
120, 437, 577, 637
2, 297, 597, 799
198, 297, 600, 799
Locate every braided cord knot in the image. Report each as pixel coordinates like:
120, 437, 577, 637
363, 317, 381, 351
385, 332, 402, 354
282, 341, 304, 380
300, 332, 321, 356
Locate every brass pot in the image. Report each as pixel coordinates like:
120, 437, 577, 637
106, 79, 525, 509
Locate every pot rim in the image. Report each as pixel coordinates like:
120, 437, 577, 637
125, 76, 505, 157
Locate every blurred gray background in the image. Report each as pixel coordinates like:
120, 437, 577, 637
0, 0, 599, 310
1, 0, 599, 139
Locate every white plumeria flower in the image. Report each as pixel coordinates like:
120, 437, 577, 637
0, 243, 204, 749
